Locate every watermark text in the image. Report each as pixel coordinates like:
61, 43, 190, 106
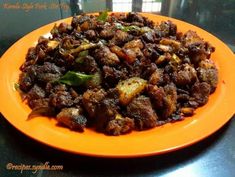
6, 162, 63, 174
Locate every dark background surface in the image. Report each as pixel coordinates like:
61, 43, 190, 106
0, 0, 235, 176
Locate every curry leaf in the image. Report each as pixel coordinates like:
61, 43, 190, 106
75, 57, 85, 64
58, 71, 93, 86
50, 24, 59, 36
14, 83, 20, 91
75, 50, 89, 63
97, 10, 108, 22
123, 25, 140, 32
59, 43, 98, 56
115, 23, 140, 32
115, 23, 153, 34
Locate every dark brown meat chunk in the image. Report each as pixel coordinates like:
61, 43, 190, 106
142, 63, 157, 79
34, 62, 63, 83
146, 84, 166, 110
76, 55, 99, 74
57, 23, 72, 34
197, 59, 218, 93
49, 91, 73, 109
197, 68, 218, 93
28, 98, 49, 109
57, 107, 87, 131
102, 65, 128, 87
127, 95, 157, 130
111, 30, 133, 46
142, 44, 160, 62
19, 73, 34, 92
19, 64, 39, 90
84, 30, 97, 40
79, 17, 97, 31
183, 31, 215, 65
167, 21, 177, 36
177, 88, 190, 103
177, 93, 190, 102
142, 31, 156, 43
51, 84, 68, 93
106, 117, 134, 136
95, 89, 120, 131
37, 73, 61, 83
126, 12, 144, 23
183, 30, 204, 48
25, 47, 37, 61
94, 46, 120, 66
148, 68, 164, 85
27, 84, 45, 100
172, 64, 197, 86
71, 15, 90, 28
191, 82, 211, 106
162, 83, 177, 119
20, 60, 36, 72
99, 28, 115, 39
147, 83, 177, 119
37, 62, 62, 74
82, 88, 106, 118
156, 20, 177, 37
122, 56, 151, 78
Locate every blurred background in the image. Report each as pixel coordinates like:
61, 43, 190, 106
1, 0, 235, 56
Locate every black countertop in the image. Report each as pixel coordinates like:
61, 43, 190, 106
1, 0, 235, 176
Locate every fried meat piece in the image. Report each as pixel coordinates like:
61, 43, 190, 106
127, 95, 157, 130
57, 107, 87, 131
82, 88, 107, 118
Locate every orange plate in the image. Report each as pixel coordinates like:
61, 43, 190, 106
0, 13, 235, 158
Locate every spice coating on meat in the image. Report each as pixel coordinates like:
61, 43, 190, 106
94, 46, 120, 66
127, 96, 158, 130
29, 98, 49, 109
27, 84, 46, 100
94, 88, 121, 132
191, 82, 211, 106
111, 30, 133, 46
106, 117, 134, 136
18, 12, 218, 135
172, 64, 197, 86
57, 107, 87, 131
197, 59, 218, 93
82, 88, 107, 118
